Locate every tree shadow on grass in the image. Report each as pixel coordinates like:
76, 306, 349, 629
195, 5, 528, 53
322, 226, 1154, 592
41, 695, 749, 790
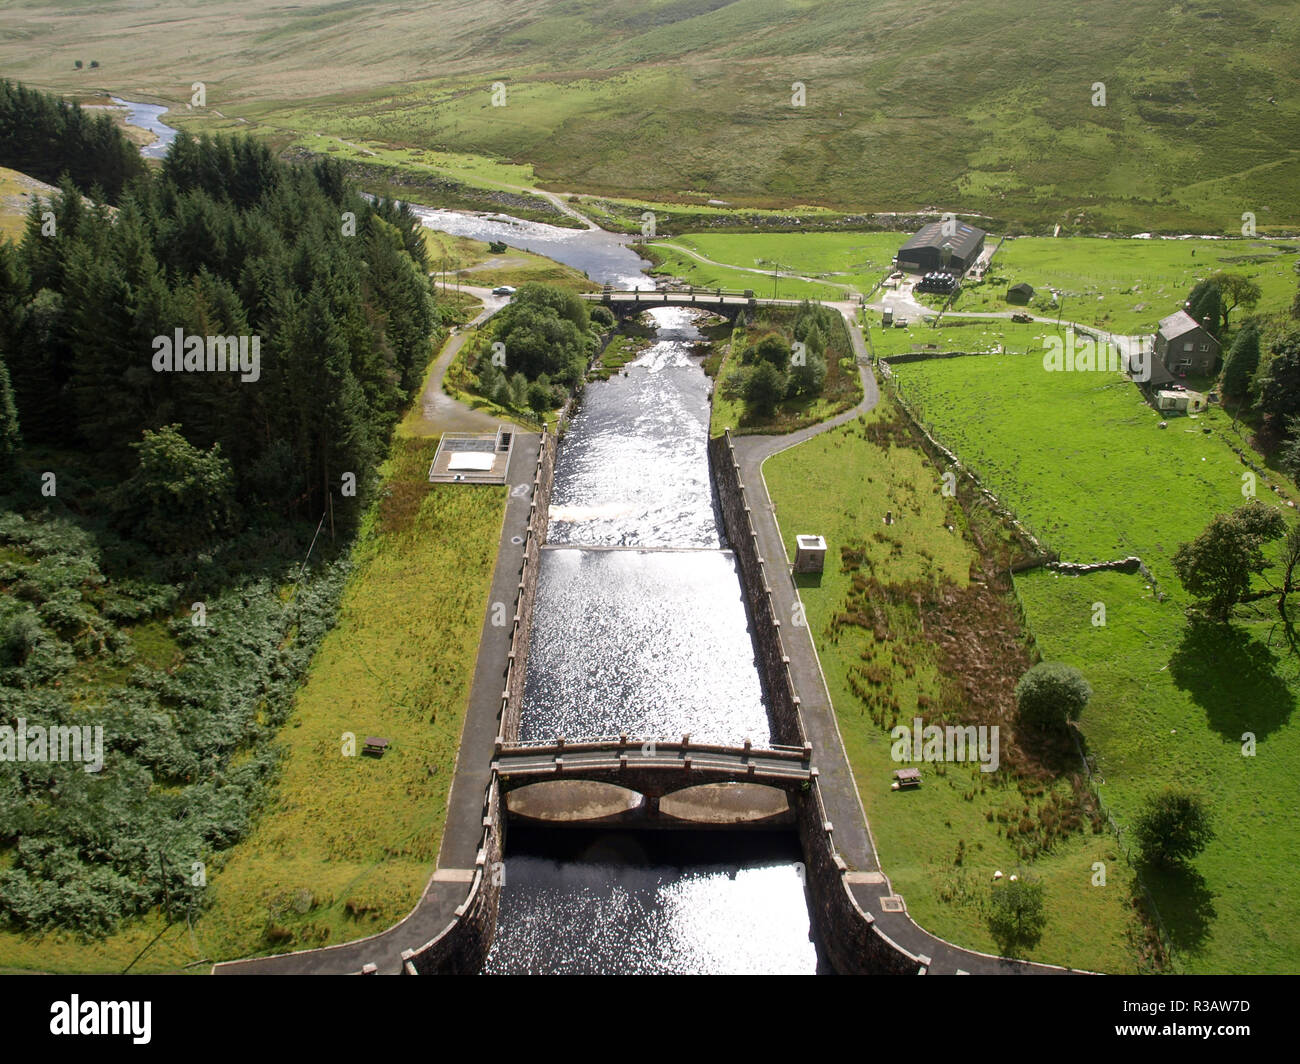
1168, 620, 1295, 739
987, 898, 1047, 958
1137, 861, 1217, 957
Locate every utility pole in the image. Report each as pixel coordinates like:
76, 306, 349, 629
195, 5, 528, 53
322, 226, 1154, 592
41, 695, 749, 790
771, 262, 792, 300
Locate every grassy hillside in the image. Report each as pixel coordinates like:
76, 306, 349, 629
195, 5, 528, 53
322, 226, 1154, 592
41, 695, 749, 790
764, 402, 1146, 972
5, 0, 1298, 231
0, 166, 57, 243
885, 353, 1300, 972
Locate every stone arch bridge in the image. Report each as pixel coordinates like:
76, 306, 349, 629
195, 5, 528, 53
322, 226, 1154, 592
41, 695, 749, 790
494, 736, 815, 829
581, 286, 809, 320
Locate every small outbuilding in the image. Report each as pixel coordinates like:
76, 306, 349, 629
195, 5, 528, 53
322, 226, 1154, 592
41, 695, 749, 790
794, 535, 827, 574
1006, 282, 1034, 305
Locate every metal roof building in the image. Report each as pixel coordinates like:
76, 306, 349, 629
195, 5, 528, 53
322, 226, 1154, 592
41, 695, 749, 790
897, 221, 987, 274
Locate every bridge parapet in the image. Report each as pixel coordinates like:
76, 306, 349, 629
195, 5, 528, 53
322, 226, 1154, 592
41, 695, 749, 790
494, 735, 815, 799
583, 286, 760, 318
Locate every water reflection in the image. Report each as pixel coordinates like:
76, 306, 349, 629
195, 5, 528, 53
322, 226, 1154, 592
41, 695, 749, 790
494, 307, 816, 974
407, 204, 651, 288
521, 548, 768, 743
548, 308, 717, 548
483, 830, 822, 975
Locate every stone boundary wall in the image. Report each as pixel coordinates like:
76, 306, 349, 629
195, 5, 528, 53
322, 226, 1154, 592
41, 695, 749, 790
500, 431, 557, 743
1046, 556, 1166, 601
708, 430, 925, 974
879, 372, 1057, 564
400, 778, 504, 975
402, 428, 557, 975
878, 349, 987, 367
708, 432, 806, 749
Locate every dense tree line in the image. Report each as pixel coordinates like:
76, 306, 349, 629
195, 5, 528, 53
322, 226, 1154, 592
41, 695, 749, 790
470, 282, 599, 417
0, 131, 436, 533
0, 117, 444, 935
737, 301, 844, 418
1194, 265, 1300, 474
0, 79, 145, 203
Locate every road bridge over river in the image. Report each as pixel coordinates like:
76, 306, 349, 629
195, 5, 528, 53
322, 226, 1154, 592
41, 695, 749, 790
580, 286, 823, 319
496, 737, 812, 829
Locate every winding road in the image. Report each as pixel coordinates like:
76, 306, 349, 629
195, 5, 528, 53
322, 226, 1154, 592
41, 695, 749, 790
731, 310, 1089, 974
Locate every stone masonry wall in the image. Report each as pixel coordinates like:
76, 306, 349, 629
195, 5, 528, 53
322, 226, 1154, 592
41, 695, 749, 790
708, 430, 924, 974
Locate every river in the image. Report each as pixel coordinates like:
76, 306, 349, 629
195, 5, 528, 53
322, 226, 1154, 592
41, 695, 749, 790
483, 307, 820, 974
408, 204, 652, 288
109, 97, 180, 160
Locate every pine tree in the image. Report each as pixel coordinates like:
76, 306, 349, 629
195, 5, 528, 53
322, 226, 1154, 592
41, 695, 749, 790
1220, 321, 1261, 403
0, 353, 22, 487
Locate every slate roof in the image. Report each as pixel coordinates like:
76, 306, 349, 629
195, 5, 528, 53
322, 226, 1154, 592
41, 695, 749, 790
899, 221, 986, 262
1157, 309, 1205, 341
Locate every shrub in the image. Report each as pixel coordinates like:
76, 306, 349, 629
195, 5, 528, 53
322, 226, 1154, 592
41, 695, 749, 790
743, 361, 787, 418
987, 876, 1046, 951
1014, 661, 1091, 730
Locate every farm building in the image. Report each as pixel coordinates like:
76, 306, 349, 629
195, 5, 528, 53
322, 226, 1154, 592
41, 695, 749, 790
1154, 310, 1220, 377
1006, 282, 1034, 305
896, 220, 986, 274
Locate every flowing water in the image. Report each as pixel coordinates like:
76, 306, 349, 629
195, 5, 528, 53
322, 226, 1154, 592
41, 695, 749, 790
481, 829, 824, 975
484, 307, 819, 974
408, 204, 651, 288
109, 97, 180, 160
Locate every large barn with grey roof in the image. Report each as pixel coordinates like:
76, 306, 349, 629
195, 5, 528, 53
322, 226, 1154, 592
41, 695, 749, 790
896, 220, 987, 274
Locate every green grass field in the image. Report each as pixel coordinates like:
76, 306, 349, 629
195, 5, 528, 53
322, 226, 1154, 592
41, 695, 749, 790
764, 401, 1145, 971
955, 237, 1299, 334
0, 440, 504, 973
867, 319, 1053, 359
645, 244, 843, 301
656, 231, 906, 295
883, 353, 1300, 972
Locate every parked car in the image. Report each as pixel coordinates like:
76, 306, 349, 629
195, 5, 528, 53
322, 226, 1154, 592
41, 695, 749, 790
492, 285, 516, 296
1010, 312, 1033, 323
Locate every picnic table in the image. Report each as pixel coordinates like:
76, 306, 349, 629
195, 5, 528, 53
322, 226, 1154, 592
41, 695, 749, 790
892, 767, 921, 789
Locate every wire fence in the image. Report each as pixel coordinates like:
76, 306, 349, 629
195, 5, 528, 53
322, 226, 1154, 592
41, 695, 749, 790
886, 368, 1182, 970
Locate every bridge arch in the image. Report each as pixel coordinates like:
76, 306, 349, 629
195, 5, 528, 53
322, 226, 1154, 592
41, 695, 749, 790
503, 778, 794, 829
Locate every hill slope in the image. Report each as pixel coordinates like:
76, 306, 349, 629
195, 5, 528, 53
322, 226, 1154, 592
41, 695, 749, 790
5, 1, 1298, 228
